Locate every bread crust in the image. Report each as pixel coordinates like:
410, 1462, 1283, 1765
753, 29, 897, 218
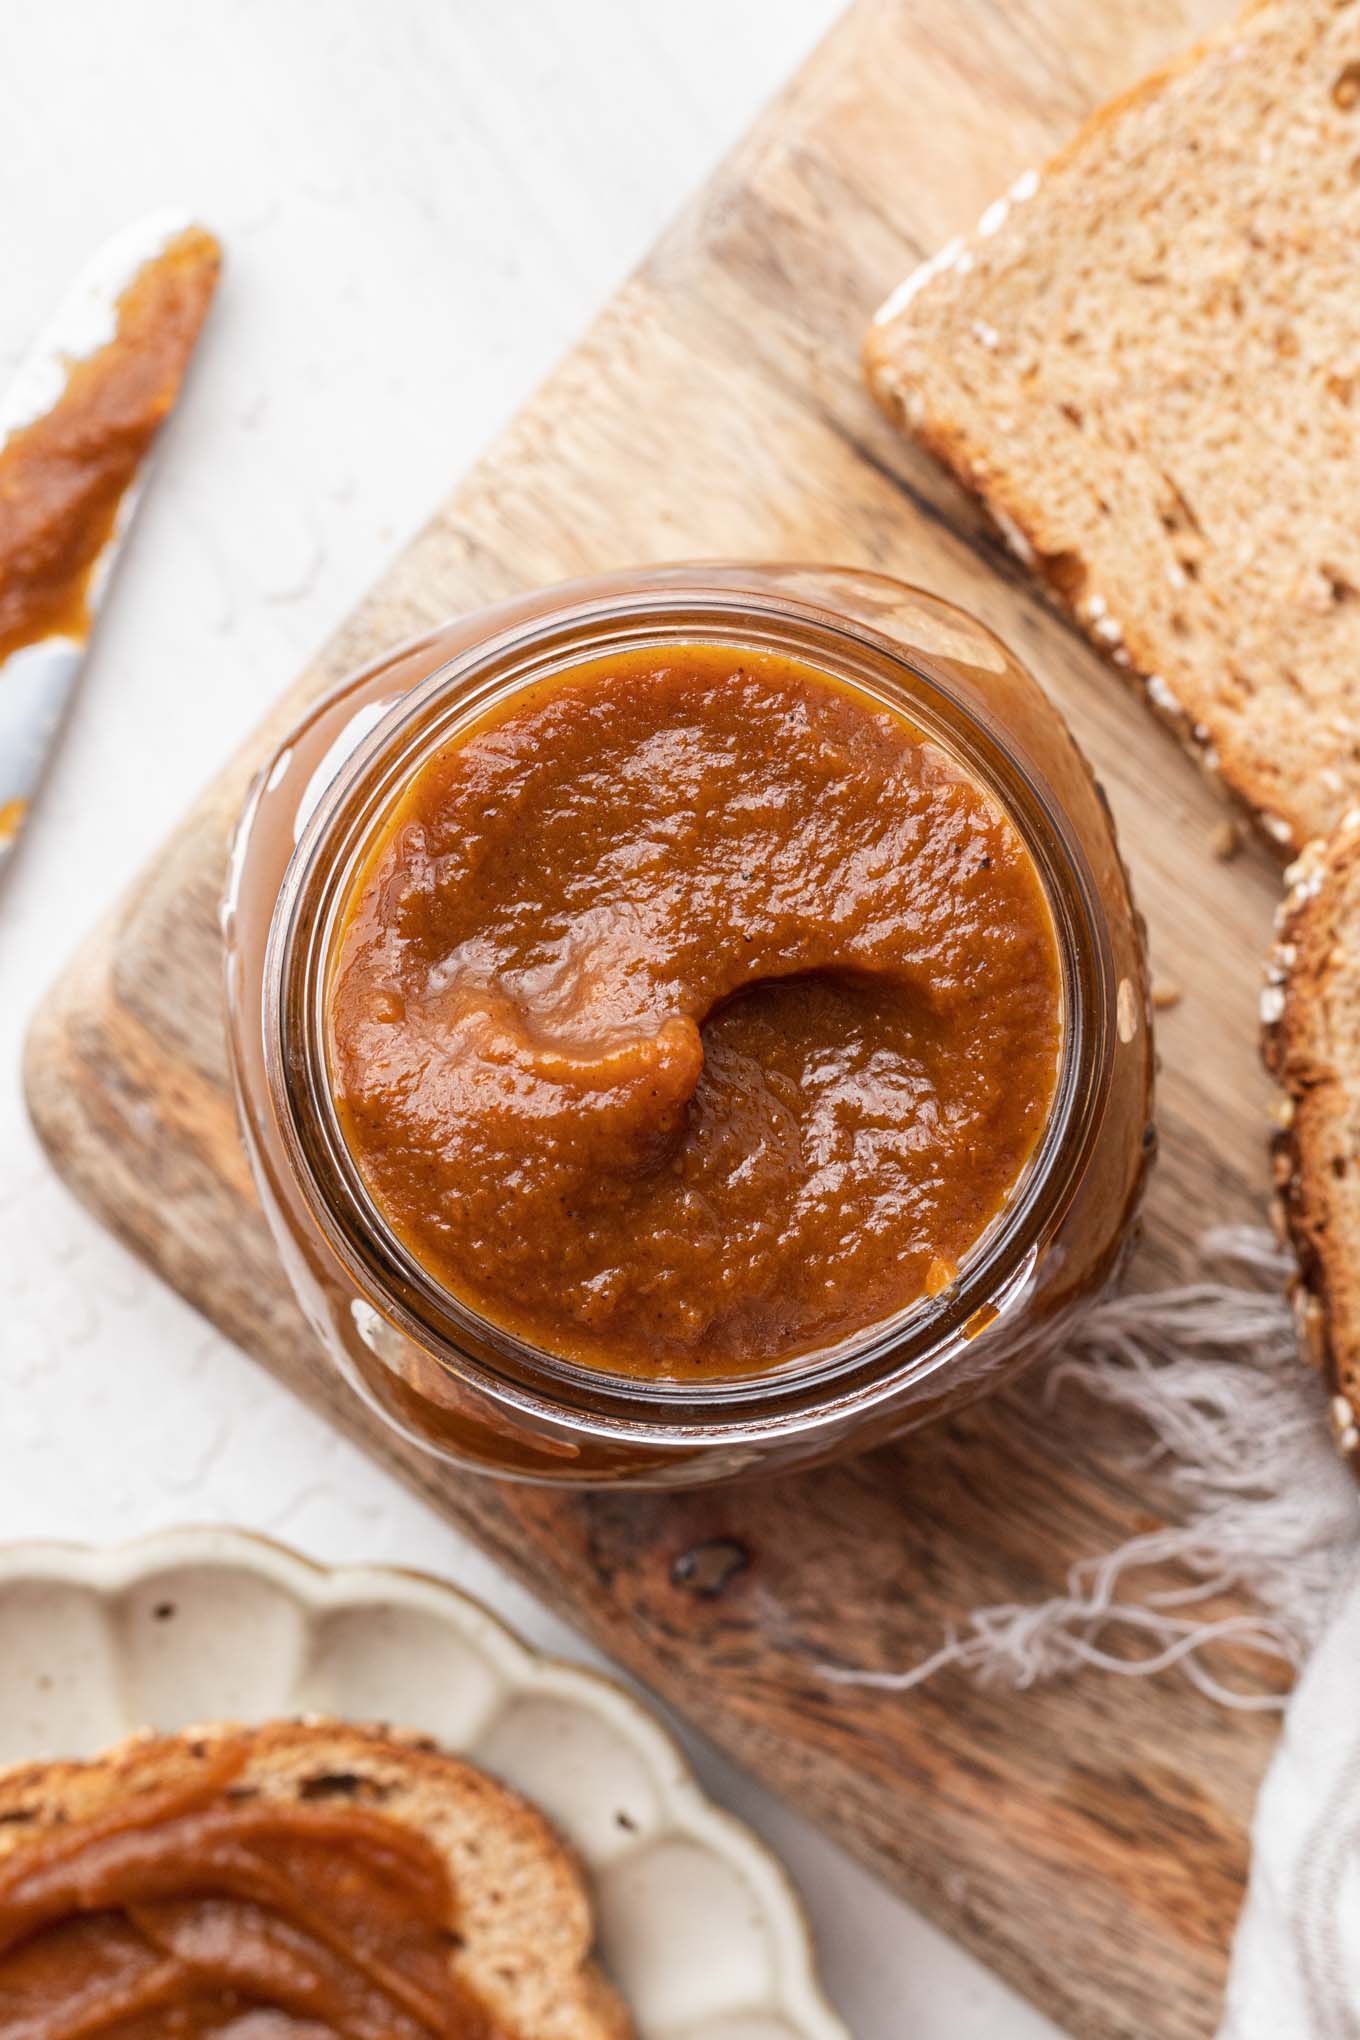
0, 1719, 632, 2040
1262, 811, 1360, 1462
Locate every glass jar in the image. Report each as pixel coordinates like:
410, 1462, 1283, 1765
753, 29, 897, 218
223, 564, 1153, 1487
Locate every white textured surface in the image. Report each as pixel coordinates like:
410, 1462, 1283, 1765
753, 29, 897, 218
0, 6, 1058, 2036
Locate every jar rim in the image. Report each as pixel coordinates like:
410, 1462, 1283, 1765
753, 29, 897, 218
262, 579, 1117, 1444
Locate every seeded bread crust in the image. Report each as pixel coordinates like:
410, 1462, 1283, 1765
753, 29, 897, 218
1262, 810, 1360, 1460
0, 1719, 632, 2040
865, 0, 1360, 855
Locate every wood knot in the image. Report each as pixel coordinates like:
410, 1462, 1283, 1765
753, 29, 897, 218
670, 1538, 750, 1599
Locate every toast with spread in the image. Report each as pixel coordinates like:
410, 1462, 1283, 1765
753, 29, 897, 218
865, 0, 1360, 855
0, 1719, 632, 2038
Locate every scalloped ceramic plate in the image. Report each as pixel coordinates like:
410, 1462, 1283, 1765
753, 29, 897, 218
0, 1528, 847, 2040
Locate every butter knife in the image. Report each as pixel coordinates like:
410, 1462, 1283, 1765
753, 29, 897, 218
0, 211, 221, 867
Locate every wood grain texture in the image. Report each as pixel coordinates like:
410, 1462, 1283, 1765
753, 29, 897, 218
25, 3, 1285, 2035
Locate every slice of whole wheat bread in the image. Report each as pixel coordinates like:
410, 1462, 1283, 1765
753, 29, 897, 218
865, 0, 1360, 854
1263, 810, 1360, 1457
0, 1718, 632, 2039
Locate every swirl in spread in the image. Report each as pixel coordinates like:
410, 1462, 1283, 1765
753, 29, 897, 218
0, 1740, 494, 2037
328, 643, 1063, 1376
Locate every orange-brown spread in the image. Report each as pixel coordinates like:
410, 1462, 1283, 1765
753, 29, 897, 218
0, 225, 220, 665
328, 642, 1063, 1377
0, 1741, 496, 2037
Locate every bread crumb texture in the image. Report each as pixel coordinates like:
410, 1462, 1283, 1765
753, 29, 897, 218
866, 0, 1360, 853
1263, 807, 1360, 1452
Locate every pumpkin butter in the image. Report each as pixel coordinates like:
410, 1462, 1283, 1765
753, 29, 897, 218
327, 642, 1064, 1378
0, 1741, 495, 2038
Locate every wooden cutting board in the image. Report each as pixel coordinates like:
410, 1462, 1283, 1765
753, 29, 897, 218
26, 2, 1287, 2034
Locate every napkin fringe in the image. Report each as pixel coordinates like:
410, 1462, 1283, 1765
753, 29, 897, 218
822, 1228, 1360, 1710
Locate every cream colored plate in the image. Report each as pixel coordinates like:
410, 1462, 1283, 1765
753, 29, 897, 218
0, 1528, 847, 2040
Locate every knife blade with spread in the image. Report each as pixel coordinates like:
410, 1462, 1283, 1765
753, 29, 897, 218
0, 212, 221, 865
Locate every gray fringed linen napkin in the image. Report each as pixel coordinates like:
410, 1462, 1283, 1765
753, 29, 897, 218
825, 1229, 1360, 2034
